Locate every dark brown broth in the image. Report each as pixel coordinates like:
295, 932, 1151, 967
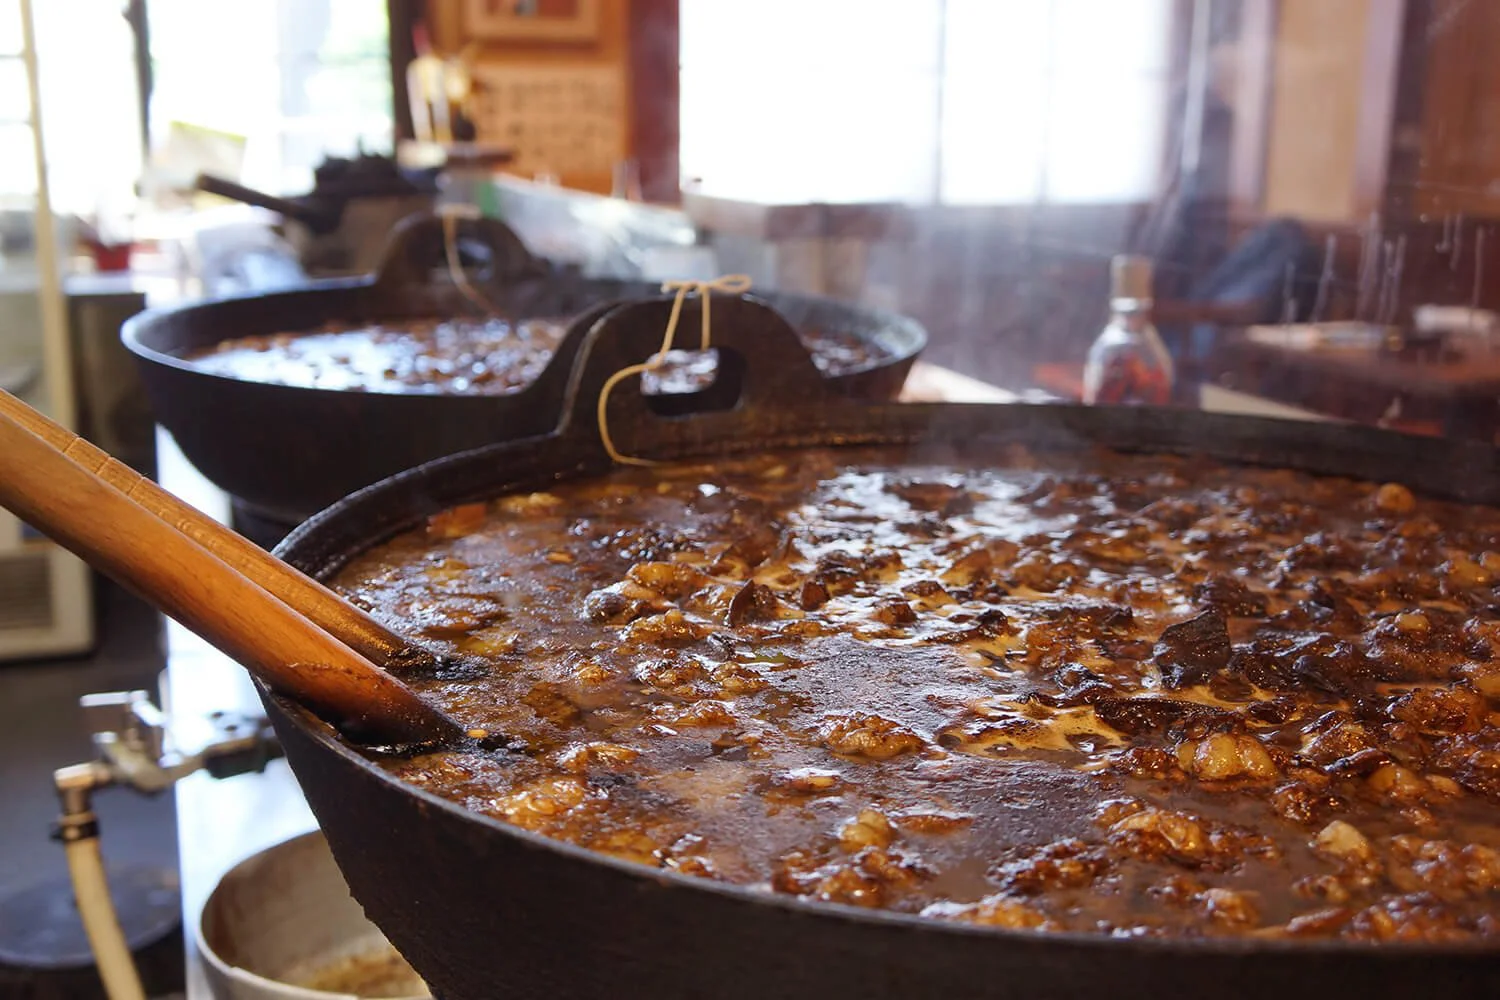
333, 446, 1500, 941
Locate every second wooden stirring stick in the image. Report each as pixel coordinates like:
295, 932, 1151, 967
0, 390, 436, 675
0, 402, 462, 747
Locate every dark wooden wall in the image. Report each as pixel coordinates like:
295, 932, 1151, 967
626, 0, 679, 203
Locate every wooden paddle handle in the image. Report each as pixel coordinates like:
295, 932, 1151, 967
0, 408, 461, 747
0, 391, 434, 674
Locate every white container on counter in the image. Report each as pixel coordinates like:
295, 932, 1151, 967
198, 831, 429, 1000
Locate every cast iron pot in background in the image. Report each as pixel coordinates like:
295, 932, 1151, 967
122, 212, 927, 533
267, 296, 1500, 1000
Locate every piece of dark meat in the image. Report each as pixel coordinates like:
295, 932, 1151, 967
1092, 696, 1236, 737
890, 480, 976, 517
1193, 574, 1268, 617
1154, 610, 1231, 688
727, 581, 780, 625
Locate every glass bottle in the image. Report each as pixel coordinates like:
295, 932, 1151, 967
1081, 255, 1174, 406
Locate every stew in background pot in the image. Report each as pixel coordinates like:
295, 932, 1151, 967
187, 319, 890, 396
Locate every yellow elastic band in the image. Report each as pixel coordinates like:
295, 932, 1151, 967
440, 204, 501, 316
597, 275, 753, 466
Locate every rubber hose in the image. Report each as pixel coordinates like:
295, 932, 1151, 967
63, 835, 147, 1000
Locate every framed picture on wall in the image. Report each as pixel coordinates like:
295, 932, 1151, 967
462, 0, 602, 42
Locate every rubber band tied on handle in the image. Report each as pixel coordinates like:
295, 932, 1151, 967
439, 203, 502, 316
597, 274, 754, 466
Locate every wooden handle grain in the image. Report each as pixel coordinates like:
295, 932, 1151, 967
0, 391, 435, 674
0, 406, 461, 747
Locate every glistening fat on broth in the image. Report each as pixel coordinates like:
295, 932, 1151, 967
333, 445, 1500, 940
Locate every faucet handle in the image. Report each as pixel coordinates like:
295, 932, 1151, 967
79, 690, 165, 762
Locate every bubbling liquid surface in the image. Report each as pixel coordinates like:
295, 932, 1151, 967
333, 445, 1500, 941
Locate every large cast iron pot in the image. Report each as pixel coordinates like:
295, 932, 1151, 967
123, 214, 927, 532
267, 295, 1500, 1000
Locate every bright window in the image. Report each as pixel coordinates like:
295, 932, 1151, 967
1, 0, 393, 215
147, 0, 393, 196
680, 0, 1174, 205
0, 0, 142, 212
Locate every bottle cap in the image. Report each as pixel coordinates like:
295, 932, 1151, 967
1111, 255, 1154, 301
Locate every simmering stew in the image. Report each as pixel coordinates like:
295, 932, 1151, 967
188, 319, 887, 395
333, 446, 1500, 941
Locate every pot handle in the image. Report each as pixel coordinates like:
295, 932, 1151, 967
369, 210, 548, 293
555, 293, 869, 462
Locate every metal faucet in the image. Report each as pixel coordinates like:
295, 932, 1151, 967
54, 690, 283, 830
